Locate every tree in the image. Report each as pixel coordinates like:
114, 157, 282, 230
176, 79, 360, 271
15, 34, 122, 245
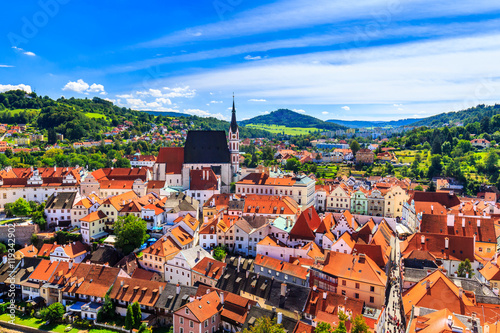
457, 258, 474, 278
315, 322, 333, 333
351, 315, 370, 333
350, 140, 361, 156
40, 302, 64, 323
485, 151, 499, 174
333, 321, 347, 333
427, 180, 436, 192
131, 301, 142, 329
114, 215, 148, 255
97, 290, 115, 322
10, 198, 32, 217
213, 246, 227, 262
48, 128, 57, 144
242, 316, 285, 333
125, 304, 135, 330
285, 158, 301, 173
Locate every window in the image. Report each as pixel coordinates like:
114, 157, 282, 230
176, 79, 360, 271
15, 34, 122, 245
204, 320, 208, 328
355, 293, 359, 299
342, 280, 346, 286
370, 296, 374, 303
180, 328, 184, 333
185, 308, 189, 315
180, 317, 184, 324
355, 283, 360, 289
190, 320, 194, 328
370, 286, 375, 292
341, 290, 346, 296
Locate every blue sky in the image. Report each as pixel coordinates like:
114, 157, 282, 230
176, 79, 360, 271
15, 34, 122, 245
1, 0, 500, 121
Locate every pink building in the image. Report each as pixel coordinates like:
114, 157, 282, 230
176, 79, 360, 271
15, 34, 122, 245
173, 291, 222, 333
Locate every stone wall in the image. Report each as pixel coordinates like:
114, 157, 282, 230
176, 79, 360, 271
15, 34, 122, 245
0, 223, 39, 245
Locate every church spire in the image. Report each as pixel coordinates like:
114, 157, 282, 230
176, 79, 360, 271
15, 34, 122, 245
230, 93, 238, 133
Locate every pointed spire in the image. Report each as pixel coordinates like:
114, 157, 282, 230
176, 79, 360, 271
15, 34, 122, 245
230, 94, 238, 133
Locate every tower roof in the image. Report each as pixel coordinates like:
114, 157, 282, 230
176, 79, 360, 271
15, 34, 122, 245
230, 95, 238, 133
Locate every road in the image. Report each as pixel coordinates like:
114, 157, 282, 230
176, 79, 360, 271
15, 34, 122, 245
384, 237, 404, 333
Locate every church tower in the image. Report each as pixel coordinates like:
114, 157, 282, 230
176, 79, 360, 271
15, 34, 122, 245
228, 95, 240, 175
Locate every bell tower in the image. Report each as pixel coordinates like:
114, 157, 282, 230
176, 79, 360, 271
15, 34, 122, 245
228, 95, 240, 176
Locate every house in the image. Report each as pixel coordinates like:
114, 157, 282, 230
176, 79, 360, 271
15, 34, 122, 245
471, 138, 490, 148
80, 210, 108, 244
242, 194, 299, 220
44, 192, 78, 227
191, 257, 226, 287
109, 277, 167, 320
153, 147, 184, 186
164, 246, 213, 286
173, 291, 222, 333
401, 233, 478, 278
253, 254, 309, 286
71, 194, 102, 227
43, 241, 90, 264
154, 283, 198, 327
236, 173, 315, 208
355, 149, 374, 164
140, 236, 181, 279
185, 167, 221, 206
163, 193, 200, 224
0, 166, 82, 211
310, 252, 387, 308
406, 308, 480, 333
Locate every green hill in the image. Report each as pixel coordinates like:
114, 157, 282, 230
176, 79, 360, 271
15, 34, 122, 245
240, 109, 347, 131
327, 118, 423, 128
410, 104, 500, 127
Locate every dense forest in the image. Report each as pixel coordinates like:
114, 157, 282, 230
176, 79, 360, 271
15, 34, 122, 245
0, 90, 271, 140
240, 109, 347, 130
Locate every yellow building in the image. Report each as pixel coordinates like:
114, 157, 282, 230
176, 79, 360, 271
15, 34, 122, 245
80, 210, 107, 244
384, 185, 408, 218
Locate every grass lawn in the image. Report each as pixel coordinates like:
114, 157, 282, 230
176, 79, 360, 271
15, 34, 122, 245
84, 112, 109, 120
0, 313, 126, 333
0, 313, 79, 333
244, 124, 321, 135
3, 108, 40, 115
317, 165, 338, 178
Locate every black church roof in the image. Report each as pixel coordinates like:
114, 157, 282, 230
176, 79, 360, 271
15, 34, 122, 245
184, 131, 231, 164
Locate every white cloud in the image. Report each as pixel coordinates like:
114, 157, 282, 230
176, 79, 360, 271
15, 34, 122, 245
248, 99, 266, 102
155, 97, 172, 105
292, 109, 306, 113
0, 65, 14, 68
398, 107, 404, 111
244, 55, 262, 61
126, 98, 146, 108
62, 79, 89, 93
209, 100, 223, 104
116, 94, 133, 98
12, 46, 36, 57
162, 86, 196, 98
184, 109, 227, 120
341, 106, 350, 111
0, 84, 32, 93
137, 88, 163, 97
260, 111, 270, 115
393, 103, 403, 107
104, 98, 116, 103
62, 79, 106, 94
322, 111, 329, 114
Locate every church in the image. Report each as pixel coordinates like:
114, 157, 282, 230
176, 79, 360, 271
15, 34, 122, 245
153, 97, 240, 193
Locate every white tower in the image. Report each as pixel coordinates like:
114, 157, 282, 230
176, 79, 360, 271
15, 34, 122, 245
228, 95, 240, 176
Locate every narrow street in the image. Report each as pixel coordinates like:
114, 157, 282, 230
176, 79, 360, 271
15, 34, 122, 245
384, 237, 404, 333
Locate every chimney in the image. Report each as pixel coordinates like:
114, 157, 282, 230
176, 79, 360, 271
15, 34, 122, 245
426, 279, 430, 290
220, 291, 224, 305
447, 315, 453, 327
431, 205, 434, 214
54, 165, 56, 172
159, 286, 163, 294
462, 218, 465, 228
21, 258, 24, 267
477, 219, 481, 228
246, 270, 250, 278
277, 312, 283, 325
459, 288, 463, 298
237, 256, 241, 273
197, 250, 201, 260
421, 235, 425, 244
69, 261, 73, 269
176, 284, 181, 295
485, 325, 490, 333
323, 291, 327, 300
2, 256, 6, 264
445, 238, 449, 249
281, 283, 287, 297
121, 280, 124, 287
313, 285, 317, 291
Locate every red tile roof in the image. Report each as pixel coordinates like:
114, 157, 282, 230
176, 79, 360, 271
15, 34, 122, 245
192, 257, 227, 280
156, 147, 184, 174
401, 233, 475, 262
289, 207, 321, 240
110, 277, 166, 307
254, 254, 309, 280
178, 291, 222, 322
190, 168, 218, 191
